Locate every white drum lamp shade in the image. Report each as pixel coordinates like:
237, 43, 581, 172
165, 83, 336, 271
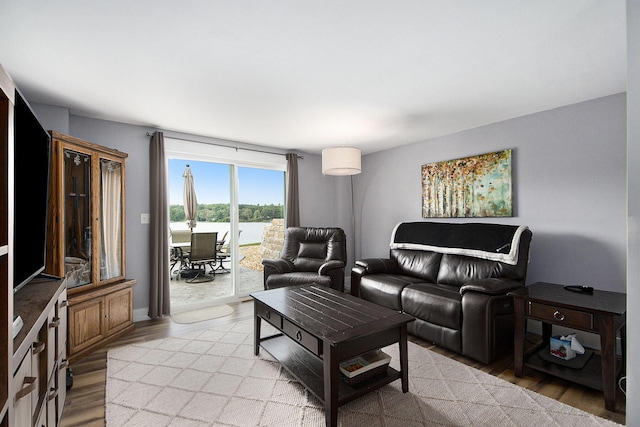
322, 147, 361, 176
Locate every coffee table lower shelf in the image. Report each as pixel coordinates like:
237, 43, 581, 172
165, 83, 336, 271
260, 334, 401, 406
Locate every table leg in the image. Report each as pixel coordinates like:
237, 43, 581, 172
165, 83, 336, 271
541, 322, 552, 342
513, 298, 525, 377
599, 315, 617, 411
620, 322, 626, 377
254, 304, 261, 356
323, 341, 339, 427
399, 324, 409, 392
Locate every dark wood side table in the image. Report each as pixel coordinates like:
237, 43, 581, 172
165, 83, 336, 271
509, 282, 626, 411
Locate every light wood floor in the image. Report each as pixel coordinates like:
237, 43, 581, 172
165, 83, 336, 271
60, 300, 626, 426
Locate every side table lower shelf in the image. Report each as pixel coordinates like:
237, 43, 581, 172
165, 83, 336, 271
260, 334, 400, 406
524, 345, 623, 392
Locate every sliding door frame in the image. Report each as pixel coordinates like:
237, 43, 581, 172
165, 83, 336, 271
165, 138, 287, 306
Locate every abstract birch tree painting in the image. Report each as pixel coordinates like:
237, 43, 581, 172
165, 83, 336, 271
422, 149, 512, 217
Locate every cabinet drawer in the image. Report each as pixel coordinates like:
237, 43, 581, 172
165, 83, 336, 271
14, 352, 34, 427
47, 309, 58, 381
528, 302, 593, 330
255, 302, 282, 329
58, 290, 69, 360
282, 319, 321, 355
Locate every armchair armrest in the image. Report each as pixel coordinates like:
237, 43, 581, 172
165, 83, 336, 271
354, 258, 398, 275
318, 260, 345, 275
460, 278, 523, 296
261, 258, 294, 274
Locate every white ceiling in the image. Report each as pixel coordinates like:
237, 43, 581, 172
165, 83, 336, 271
0, 1, 627, 155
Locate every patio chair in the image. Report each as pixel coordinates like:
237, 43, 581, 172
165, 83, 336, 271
170, 229, 191, 279
185, 231, 218, 283
215, 231, 231, 273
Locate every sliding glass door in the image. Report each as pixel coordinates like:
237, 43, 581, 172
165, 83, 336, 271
237, 166, 285, 297
166, 139, 286, 311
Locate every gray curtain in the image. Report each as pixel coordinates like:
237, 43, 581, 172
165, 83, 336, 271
285, 153, 300, 227
149, 131, 171, 318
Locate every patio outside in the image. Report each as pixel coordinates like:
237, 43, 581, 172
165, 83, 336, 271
170, 220, 284, 309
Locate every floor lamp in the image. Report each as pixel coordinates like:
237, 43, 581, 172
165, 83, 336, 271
322, 147, 361, 270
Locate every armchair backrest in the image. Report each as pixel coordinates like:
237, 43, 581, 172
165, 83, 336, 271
281, 227, 346, 272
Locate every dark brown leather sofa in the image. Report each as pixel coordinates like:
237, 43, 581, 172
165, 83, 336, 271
351, 222, 532, 364
262, 227, 347, 292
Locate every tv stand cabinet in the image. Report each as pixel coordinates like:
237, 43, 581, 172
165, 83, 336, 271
1, 63, 67, 427
13, 276, 67, 427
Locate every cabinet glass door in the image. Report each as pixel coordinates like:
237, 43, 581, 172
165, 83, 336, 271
63, 148, 92, 288
99, 158, 123, 281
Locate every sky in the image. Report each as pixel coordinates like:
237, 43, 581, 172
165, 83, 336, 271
168, 159, 285, 205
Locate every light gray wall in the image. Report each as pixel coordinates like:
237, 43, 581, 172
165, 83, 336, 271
626, 0, 638, 423
298, 153, 355, 264
31, 103, 69, 135
356, 94, 627, 293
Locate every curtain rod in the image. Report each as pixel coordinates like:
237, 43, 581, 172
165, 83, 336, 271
146, 132, 303, 159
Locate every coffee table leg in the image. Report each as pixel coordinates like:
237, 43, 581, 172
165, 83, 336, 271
323, 341, 339, 427
399, 324, 409, 392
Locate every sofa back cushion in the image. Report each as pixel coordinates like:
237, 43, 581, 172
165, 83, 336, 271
388, 222, 533, 286
436, 254, 503, 286
391, 249, 442, 282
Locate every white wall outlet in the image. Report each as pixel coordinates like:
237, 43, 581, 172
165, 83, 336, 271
141, 213, 151, 224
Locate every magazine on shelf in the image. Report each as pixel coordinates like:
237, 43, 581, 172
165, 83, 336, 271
339, 349, 392, 378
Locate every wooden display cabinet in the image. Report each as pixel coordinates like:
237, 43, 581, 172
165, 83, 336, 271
45, 131, 135, 362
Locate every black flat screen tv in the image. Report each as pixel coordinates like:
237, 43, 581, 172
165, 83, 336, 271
13, 88, 52, 293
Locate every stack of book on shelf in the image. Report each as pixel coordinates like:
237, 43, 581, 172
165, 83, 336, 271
339, 349, 391, 385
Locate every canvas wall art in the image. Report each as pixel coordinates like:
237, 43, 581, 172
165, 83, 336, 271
422, 149, 512, 218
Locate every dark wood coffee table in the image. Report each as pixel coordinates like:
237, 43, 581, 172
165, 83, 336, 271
251, 284, 414, 427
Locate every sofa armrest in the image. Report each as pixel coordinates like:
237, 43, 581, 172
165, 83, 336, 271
354, 258, 397, 274
261, 258, 294, 274
460, 278, 523, 296
350, 258, 397, 297
319, 260, 345, 275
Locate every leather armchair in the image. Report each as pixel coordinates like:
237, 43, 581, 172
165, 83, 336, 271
262, 227, 347, 291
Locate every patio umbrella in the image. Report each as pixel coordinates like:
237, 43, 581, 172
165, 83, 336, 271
183, 165, 198, 231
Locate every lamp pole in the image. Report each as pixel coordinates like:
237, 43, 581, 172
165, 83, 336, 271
321, 147, 361, 271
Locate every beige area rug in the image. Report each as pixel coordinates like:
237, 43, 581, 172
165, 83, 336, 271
170, 305, 234, 324
106, 319, 620, 426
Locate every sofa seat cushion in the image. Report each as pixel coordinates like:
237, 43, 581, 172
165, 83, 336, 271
401, 283, 462, 331
360, 274, 423, 310
409, 318, 461, 354
265, 272, 331, 289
